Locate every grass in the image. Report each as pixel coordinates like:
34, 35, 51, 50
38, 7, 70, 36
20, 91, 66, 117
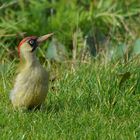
0, 0, 140, 61
0, 0, 140, 139
0, 57, 140, 140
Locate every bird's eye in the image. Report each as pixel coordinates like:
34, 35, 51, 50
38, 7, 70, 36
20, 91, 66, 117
29, 39, 34, 45
28, 38, 38, 52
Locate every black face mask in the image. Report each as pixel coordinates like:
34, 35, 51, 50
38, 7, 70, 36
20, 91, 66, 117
28, 38, 38, 52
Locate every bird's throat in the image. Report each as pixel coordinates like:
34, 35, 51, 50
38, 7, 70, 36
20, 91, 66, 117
20, 52, 38, 67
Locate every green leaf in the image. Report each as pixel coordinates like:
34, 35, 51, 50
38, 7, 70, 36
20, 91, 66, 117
46, 38, 67, 62
115, 43, 127, 58
133, 38, 140, 54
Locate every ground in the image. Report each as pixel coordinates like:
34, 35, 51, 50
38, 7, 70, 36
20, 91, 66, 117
0, 58, 140, 140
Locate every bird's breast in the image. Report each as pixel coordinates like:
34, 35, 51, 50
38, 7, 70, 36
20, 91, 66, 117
10, 65, 49, 108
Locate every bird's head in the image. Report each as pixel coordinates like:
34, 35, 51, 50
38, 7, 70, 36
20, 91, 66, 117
18, 33, 53, 63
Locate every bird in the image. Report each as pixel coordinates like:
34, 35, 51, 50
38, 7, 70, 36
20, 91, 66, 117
10, 33, 53, 109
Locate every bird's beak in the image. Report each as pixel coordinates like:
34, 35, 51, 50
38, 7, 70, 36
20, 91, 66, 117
37, 33, 54, 44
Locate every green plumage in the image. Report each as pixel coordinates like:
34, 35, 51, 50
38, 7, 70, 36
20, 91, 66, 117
10, 36, 50, 109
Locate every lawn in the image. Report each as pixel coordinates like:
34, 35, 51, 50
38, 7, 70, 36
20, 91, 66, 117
0, 57, 140, 140
0, 0, 140, 139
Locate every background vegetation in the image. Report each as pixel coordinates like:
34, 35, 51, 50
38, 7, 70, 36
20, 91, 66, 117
0, 0, 140, 139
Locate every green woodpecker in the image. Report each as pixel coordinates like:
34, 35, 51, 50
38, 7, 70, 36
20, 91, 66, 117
10, 33, 53, 109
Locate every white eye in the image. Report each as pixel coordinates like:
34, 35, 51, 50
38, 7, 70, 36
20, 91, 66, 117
29, 40, 34, 45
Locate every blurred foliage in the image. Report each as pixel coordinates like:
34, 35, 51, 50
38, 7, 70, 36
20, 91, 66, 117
0, 0, 140, 62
